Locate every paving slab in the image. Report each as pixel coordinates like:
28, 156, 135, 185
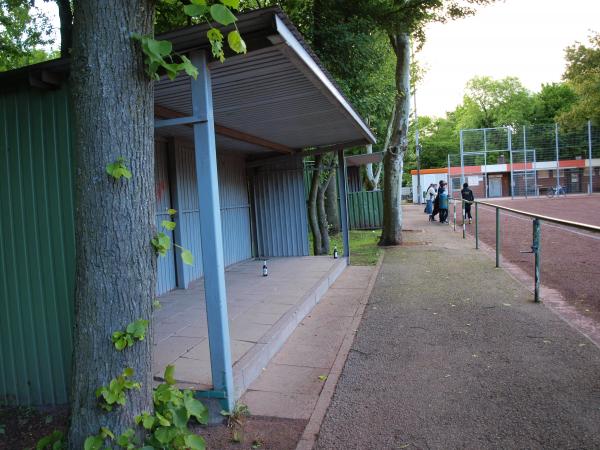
315, 205, 600, 450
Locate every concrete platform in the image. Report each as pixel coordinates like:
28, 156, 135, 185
152, 256, 347, 399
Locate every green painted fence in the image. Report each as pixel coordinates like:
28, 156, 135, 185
348, 190, 383, 230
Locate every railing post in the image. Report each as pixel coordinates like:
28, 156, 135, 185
495, 207, 501, 268
462, 201, 466, 239
453, 201, 456, 231
475, 203, 479, 249
589, 120, 593, 195
533, 218, 541, 303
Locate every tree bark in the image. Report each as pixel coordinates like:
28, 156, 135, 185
308, 155, 322, 255
324, 171, 340, 235
379, 32, 411, 246
68, 0, 155, 447
56, 0, 73, 57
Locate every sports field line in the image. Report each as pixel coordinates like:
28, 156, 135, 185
477, 204, 600, 241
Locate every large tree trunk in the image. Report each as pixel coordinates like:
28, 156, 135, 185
308, 155, 323, 255
56, 0, 73, 57
317, 184, 330, 254
68, 1, 155, 447
324, 172, 340, 235
379, 32, 411, 246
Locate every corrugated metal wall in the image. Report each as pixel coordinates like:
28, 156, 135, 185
348, 190, 383, 230
155, 141, 177, 295
0, 83, 75, 406
253, 158, 309, 257
173, 142, 252, 283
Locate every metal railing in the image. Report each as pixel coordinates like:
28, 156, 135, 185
450, 198, 600, 302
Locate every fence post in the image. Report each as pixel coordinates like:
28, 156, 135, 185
555, 123, 560, 191
523, 126, 528, 199
453, 201, 456, 231
447, 154, 451, 197
460, 129, 465, 186
533, 218, 541, 303
589, 120, 593, 195
509, 127, 514, 199
496, 207, 501, 268
462, 201, 466, 239
475, 203, 479, 250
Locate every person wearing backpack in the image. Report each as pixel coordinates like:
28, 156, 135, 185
438, 181, 449, 224
461, 182, 475, 224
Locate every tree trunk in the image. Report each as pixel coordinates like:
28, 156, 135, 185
56, 0, 73, 57
308, 155, 322, 255
317, 184, 330, 254
365, 102, 394, 191
379, 32, 411, 246
325, 172, 340, 235
68, 1, 155, 447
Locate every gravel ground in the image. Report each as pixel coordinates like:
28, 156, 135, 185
315, 207, 600, 450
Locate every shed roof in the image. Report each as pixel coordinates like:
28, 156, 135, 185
0, 7, 375, 156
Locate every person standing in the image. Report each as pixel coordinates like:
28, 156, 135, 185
461, 182, 474, 224
438, 181, 449, 224
425, 183, 436, 216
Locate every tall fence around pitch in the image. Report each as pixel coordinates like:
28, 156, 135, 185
448, 121, 600, 199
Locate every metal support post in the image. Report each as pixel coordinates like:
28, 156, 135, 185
453, 202, 456, 231
523, 126, 528, 199
534, 149, 539, 197
555, 123, 560, 191
462, 201, 466, 239
459, 130, 465, 186
337, 148, 350, 258
190, 51, 234, 412
447, 154, 451, 196
475, 203, 479, 249
509, 127, 514, 199
533, 218, 541, 302
495, 207, 501, 268
483, 129, 488, 198
589, 120, 593, 194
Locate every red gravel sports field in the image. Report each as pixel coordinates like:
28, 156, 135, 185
462, 195, 600, 321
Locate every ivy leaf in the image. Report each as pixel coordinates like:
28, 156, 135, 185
83, 435, 104, 450
220, 0, 240, 9
185, 396, 208, 425
164, 364, 176, 385
161, 220, 177, 231
227, 30, 246, 54
114, 338, 127, 351
184, 4, 209, 17
181, 249, 194, 266
123, 367, 134, 377
167, 208, 177, 216
184, 434, 206, 450
106, 157, 132, 180
100, 427, 114, 439
210, 4, 237, 26
147, 38, 172, 57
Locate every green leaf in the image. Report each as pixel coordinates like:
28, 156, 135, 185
106, 157, 132, 180
184, 4, 209, 17
114, 338, 127, 351
210, 4, 237, 26
190, 0, 207, 4
180, 249, 194, 266
153, 299, 162, 310
154, 426, 177, 444
169, 405, 189, 429
148, 38, 172, 57
184, 434, 206, 450
123, 367, 134, 377
164, 364, 176, 385
83, 435, 104, 450
100, 427, 114, 439
167, 208, 177, 216
185, 396, 208, 425
179, 55, 198, 80
142, 413, 156, 430
227, 30, 246, 54
220, 0, 240, 9
161, 220, 176, 231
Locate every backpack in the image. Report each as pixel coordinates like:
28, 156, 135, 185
439, 192, 448, 209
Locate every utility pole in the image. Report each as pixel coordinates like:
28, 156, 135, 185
413, 62, 422, 204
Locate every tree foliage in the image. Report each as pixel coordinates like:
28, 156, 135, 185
559, 31, 600, 127
0, 0, 55, 71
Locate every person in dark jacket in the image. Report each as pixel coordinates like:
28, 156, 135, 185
461, 182, 475, 223
429, 180, 444, 222
438, 181, 449, 224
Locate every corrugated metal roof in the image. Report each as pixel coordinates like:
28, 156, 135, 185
0, 7, 376, 153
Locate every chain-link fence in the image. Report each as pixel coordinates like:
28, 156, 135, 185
448, 121, 600, 199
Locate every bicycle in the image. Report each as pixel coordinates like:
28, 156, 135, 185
546, 185, 567, 198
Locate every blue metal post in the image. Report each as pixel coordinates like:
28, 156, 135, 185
337, 148, 350, 258
190, 51, 234, 411
532, 218, 541, 303
495, 207, 501, 268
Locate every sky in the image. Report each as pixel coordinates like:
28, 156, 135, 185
37, 1, 599, 119
416, 0, 600, 117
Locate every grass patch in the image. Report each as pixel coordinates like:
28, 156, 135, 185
309, 229, 382, 266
